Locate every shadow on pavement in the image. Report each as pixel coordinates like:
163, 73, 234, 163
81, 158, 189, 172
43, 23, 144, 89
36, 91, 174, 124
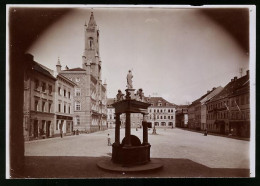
18, 156, 249, 178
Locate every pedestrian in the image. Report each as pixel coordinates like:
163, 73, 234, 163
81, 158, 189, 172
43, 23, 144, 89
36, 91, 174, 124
204, 128, 207, 136
60, 129, 63, 138
107, 134, 111, 146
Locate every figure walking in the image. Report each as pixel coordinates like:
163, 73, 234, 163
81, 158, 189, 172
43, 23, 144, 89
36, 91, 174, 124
60, 129, 63, 138
204, 128, 208, 136
107, 134, 111, 146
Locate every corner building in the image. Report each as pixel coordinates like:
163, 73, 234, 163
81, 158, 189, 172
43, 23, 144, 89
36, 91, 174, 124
60, 12, 107, 132
23, 54, 56, 141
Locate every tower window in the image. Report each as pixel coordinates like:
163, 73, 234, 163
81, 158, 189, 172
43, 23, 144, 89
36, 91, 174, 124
89, 37, 94, 49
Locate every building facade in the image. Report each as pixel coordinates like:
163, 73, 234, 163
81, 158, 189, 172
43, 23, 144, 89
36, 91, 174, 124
228, 74, 250, 137
23, 54, 56, 141
206, 72, 249, 136
60, 12, 107, 133
175, 105, 188, 128
54, 72, 77, 137
147, 97, 176, 128
200, 86, 223, 130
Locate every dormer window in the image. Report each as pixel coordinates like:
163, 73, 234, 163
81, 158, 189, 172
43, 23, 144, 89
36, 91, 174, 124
158, 100, 162, 106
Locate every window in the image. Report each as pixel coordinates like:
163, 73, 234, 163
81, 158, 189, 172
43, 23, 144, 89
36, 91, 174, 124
35, 79, 39, 90
157, 115, 159, 119
58, 103, 61, 112
42, 82, 46, 92
58, 87, 61, 95
171, 109, 173, 112
161, 122, 166, 126
160, 116, 163, 119
64, 104, 66, 113
241, 95, 245, 105
42, 101, 45, 112
171, 116, 173, 119
35, 100, 39, 111
168, 116, 170, 119
68, 92, 71, 99
164, 116, 166, 119
48, 85, 52, 95
76, 116, 80, 125
56, 120, 58, 130
49, 103, 51, 113
75, 102, 81, 111
236, 98, 239, 106
168, 122, 173, 126
75, 88, 81, 96
88, 37, 94, 49
64, 90, 66, 97
68, 106, 70, 114
155, 122, 159, 126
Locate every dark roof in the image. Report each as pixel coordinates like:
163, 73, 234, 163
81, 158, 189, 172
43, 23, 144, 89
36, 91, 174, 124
63, 67, 86, 72
146, 97, 176, 107
176, 105, 189, 109
190, 88, 217, 106
107, 98, 115, 106
33, 62, 56, 80
211, 74, 249, 102
57, 74, 77, 86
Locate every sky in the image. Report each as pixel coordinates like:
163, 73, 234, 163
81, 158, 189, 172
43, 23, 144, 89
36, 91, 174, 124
27, 7, 249, 105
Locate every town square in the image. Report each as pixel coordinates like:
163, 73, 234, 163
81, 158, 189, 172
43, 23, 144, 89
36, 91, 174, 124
7, 5, 255, 178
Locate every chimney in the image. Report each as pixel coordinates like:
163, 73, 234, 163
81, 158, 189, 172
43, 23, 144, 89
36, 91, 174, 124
246, 70, 249, 76
207, 90, 210, 93
234, 76, 237, 81
65, 65, 69, 70
231, 78, 234, 82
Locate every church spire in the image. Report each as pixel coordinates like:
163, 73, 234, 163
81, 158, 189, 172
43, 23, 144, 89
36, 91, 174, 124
87, 12, 97, 30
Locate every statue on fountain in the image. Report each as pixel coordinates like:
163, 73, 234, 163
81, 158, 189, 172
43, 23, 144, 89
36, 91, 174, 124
126, 70, 133, 89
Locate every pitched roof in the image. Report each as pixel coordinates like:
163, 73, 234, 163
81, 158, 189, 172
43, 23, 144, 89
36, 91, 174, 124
146, 97, 176, 107
63, 67, 86, 72
33, 62, 56, 80
87, 12, 97, 29
210, 74, 249, 102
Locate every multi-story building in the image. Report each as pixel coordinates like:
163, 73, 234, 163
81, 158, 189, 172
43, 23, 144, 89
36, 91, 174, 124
107, 98, 116, 128
23, 54, 56, 141
147, 97, 176, 128
200, 86, 223, 130
188, 87, 223, 131
228, 72, 250, 137
206, 72, 249, 135
107, 98, 143, 129
54, 65, 77, 137
188, 103, 195, 129
175, 105, 188, 128
60, 12, 107, 133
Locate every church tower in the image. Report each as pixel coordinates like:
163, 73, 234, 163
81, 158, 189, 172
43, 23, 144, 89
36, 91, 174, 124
82, 12, 101, 80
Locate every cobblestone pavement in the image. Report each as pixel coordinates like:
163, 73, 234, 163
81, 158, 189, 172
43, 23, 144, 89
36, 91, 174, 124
25, 128, 250, 169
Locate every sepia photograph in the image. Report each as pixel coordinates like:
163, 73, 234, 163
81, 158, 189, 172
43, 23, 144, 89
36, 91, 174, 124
6, 5, 256, 178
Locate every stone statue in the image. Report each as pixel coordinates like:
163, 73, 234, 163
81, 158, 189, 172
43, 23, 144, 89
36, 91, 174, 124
116, 90, 124, 101
136, 88, 144, 101
126, 70, 133, 89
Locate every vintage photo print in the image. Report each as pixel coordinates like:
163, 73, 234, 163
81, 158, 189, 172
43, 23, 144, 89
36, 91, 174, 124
6, 5, 256, 178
